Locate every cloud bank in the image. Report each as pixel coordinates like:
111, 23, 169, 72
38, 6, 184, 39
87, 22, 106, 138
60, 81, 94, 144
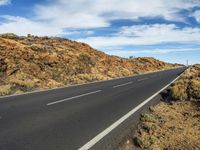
0, 0, 200, 36
78, 24, 200, 48
0, 0, 10, 5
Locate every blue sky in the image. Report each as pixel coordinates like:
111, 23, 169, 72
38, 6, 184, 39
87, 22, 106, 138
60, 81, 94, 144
0, 0, 200, 64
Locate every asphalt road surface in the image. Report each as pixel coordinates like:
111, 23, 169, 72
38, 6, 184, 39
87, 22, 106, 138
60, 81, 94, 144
0, 67, 186, 150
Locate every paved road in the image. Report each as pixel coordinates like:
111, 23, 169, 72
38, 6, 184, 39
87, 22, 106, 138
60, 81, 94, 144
0, 67, 186, 150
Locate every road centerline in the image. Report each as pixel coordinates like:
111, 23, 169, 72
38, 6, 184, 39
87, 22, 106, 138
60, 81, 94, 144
46, 90, 102, 106
78, 74, 183, 150
113, 82, 133, 88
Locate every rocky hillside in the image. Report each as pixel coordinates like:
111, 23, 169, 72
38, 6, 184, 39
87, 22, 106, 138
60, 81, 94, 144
0, 33, 180, 96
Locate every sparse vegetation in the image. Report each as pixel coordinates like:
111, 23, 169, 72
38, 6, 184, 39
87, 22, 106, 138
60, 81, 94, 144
0, 33, 19, 39
0, 34, 180, 96
120, 65, 200, 150
170, 65, 200, 101
78, 53, 96, 66
9, 72, 37, 89
0, 85, 12, 96
130, 101, 200, 150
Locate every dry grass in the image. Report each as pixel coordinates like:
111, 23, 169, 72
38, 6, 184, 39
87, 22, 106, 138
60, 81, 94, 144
134, 101, 200, 150
0, 84, 12, 96
190, 78, 200, 99
0, 34, 180, 96
121, 65, 200, 150
170, 65, 200, 101
9, 72, 38, 89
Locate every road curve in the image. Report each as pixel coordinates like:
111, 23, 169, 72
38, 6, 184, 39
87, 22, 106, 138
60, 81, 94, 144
0, 67, 186, 150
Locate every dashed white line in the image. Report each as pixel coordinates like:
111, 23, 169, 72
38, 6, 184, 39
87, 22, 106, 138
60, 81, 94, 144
113, 82, 133, 88
47, 90, 102, 106
138, 77, 149, 82
78, 74, 183, 150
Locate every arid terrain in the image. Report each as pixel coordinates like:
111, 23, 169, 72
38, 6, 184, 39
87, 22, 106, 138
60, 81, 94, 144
121, 65, 200, 150
0, 33, 179, 96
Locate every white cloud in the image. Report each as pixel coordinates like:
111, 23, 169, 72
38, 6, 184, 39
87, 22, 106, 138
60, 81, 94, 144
34, 0, 200, 29
0, 0, 200, 38
0, 15, 65, 36
105, 48, 200, 56
0, 15, 95, 36
192, 10, 200, 23
0, 0, 10, 6
78, 24, 200, 49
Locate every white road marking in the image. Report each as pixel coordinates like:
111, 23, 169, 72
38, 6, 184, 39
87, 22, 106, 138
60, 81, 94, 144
78, 74, 183, 150
47, 90, 102, 106
0, 67, 184, 100
138, 77, 148, 81
113, 82, 132, 88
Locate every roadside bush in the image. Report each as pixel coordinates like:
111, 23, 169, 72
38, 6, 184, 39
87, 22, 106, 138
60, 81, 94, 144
189, 78, 200, 99
9, 72, 37, 90
170, 65, 200, 101
134, 135, 158, 149
170, 83, 188, 101
0, 84, 12, 96
140, 114, 158, 123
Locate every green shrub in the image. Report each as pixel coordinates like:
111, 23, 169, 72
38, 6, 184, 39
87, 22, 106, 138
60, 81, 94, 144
134, 136, 158, 149
0, 33, 18, 39
140, 114, 158, 123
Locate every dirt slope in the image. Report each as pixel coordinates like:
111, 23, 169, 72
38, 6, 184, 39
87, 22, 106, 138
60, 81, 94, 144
0, 33, 179, 96
121, 65, 200, 150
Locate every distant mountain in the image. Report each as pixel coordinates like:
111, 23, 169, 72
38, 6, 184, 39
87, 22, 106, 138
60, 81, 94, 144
0, 33, 181, 96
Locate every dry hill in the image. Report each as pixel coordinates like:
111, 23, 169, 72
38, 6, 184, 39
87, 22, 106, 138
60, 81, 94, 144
0, 33, 179, 96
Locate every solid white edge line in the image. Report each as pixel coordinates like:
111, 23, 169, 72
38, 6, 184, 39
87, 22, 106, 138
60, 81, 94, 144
113, 82, 133, 88
47, 90, 102, 106
78, 74, 183, 150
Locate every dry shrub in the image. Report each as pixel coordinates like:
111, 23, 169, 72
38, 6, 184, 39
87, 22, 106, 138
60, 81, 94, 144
45, 79, 63, 88
190, 78, 200, 99
0, 84, 12, 96
170, 65, 200, 101
133, 101, 200, 150
170, 82, 188, 101
78, 53, 96, 66
29, 44, 45, 51
9, 72, 38, 89
14, 90, 24, 95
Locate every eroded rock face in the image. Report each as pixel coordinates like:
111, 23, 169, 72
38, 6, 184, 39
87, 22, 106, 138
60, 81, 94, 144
0, 34, 181, 95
